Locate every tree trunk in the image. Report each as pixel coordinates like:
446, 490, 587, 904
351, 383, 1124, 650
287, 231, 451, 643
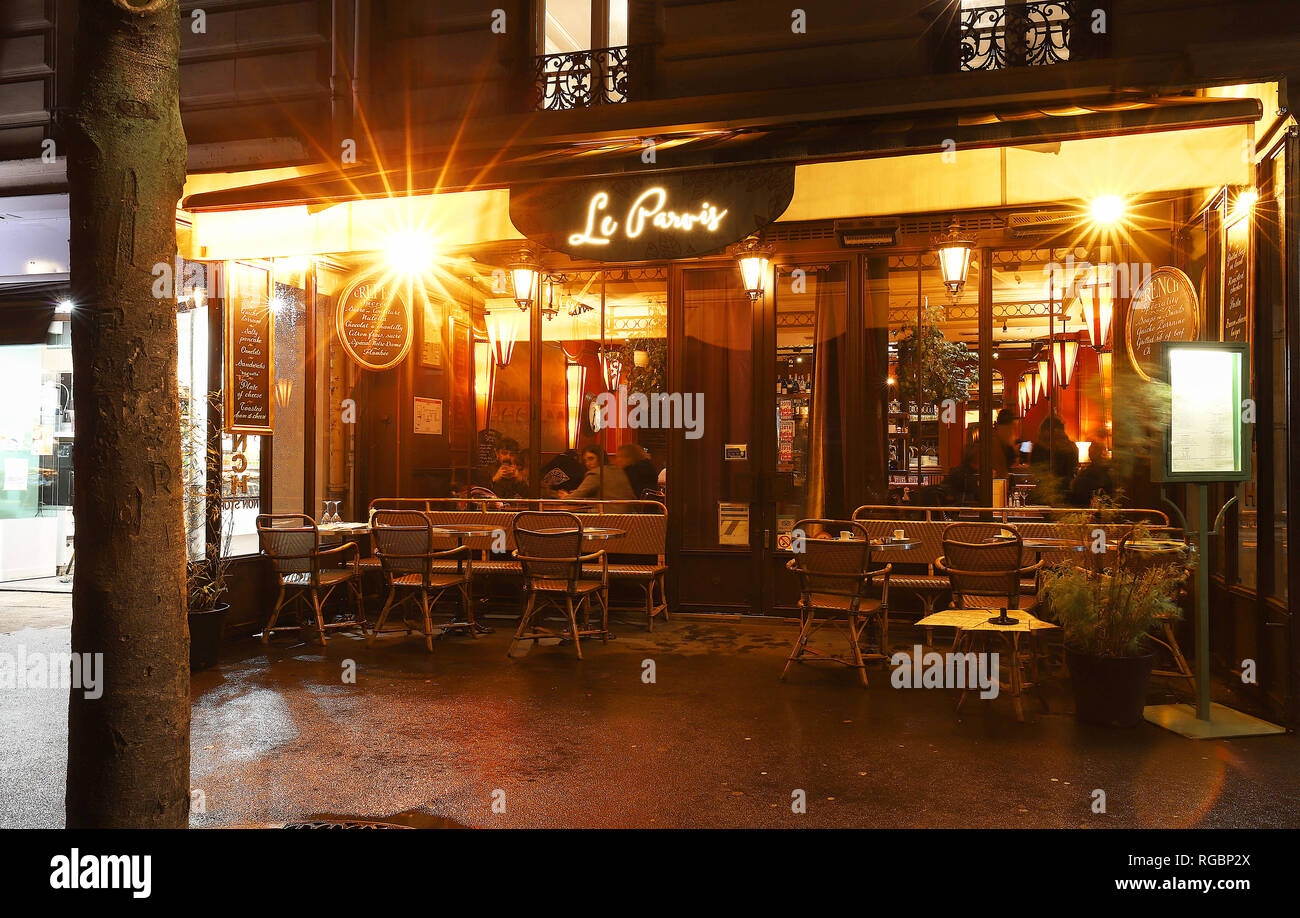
66, 0, 189, 828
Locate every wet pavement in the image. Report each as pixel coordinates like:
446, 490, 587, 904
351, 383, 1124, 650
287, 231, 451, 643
2, 592, 1298, 829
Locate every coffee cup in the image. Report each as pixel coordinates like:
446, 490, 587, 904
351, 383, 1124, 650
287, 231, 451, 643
893, 529, 905, 541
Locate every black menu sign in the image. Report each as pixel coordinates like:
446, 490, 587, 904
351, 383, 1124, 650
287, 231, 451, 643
1221, 218, 1252, 344
224, 296, 273, 435
509, 164, 796, 262
1125, 267, 1201, 382
336, 278, 413, 371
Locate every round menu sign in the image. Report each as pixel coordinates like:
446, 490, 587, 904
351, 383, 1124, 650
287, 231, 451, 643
1125, 267, 1200, 381
336, 278, 412, 371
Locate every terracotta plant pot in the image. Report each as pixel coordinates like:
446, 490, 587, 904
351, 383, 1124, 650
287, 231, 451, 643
1065, 647, 1155, 728
188, 603, 230, 673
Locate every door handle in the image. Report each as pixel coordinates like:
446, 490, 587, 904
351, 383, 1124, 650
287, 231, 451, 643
764, 529, 771, 550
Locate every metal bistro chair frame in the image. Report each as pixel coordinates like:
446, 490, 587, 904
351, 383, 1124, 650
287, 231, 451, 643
508, 511, 609, 659
256, 513, 366, 646
936, 523, 1047, 720
782, 520, 892, 688
1119, 531, 1196, 690
368, 510, 474, 652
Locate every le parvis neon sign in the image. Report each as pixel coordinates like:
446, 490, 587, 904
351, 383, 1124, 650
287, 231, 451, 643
568, 187, 729, 248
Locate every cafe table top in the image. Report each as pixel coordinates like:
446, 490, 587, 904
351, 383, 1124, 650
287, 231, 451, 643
429, 523, 501, 537
533, 526, 627, 540
915, 608, 1059, 633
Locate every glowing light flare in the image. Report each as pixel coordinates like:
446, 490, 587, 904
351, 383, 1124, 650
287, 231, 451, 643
1089, 195, 1126, 226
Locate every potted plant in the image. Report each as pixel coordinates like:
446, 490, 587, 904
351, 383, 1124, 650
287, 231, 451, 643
893, 303, 975, 409
182, 389, 235, 672
1039, 532, 1185, 727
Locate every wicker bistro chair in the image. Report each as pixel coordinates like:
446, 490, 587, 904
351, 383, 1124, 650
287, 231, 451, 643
1119, 532, 1195, 690
781, 520, 892, 688
367, 510, 473, 652
936, 523, 1048, 720
256, 514, 366, 646
508, 511, 610, 659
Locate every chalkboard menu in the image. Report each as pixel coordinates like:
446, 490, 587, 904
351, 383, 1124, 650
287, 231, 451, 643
1221, 218, 1252, 344
224, 293, 273, 435
336, 278, 413, 371
1125, 267, 1200, 382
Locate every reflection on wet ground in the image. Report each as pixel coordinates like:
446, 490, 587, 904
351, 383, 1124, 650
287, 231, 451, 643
2, 592, 1298, 829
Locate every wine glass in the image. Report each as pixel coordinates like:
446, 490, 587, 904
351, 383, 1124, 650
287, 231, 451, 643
320, 500, 332, 527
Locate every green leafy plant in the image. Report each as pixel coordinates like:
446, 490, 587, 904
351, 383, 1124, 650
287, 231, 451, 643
181, 388, 235, 613
615, 337, 666, 394
894, 304, 975, 407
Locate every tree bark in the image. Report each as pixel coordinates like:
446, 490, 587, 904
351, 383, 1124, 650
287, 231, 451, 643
66, 0, 189, 828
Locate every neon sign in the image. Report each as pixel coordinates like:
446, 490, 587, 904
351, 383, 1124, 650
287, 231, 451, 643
568, 188, 729, 247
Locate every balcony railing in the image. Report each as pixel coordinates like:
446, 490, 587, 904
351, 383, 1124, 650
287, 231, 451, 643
532, 46, 634, 111
960, 1, 1075, 71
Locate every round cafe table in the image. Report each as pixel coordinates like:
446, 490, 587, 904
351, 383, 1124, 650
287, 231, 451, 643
429, 524, 501, 634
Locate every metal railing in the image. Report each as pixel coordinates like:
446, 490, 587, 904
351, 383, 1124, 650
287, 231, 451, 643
960, 1, 1076, 71
532, 45, 634, 111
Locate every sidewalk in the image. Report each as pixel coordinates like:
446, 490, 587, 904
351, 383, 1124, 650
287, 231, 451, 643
2, 592, 1298, 829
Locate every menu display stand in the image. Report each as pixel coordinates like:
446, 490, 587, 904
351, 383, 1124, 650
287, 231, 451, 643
1143, 342, 1284, 739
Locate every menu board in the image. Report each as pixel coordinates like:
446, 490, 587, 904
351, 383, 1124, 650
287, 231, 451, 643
1221, 217, 1252, 344
224, 286, 273, 435
1125, 267, 1200, 381
336, 278, 412, 371
1163, 343, 1248, 482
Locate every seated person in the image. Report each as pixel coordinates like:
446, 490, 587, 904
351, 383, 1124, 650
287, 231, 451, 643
615, 443, 659, 498
559, 445, 636, 501
540, 449, 585, 493
1069, 442, 1115, 507
939, 442, 981, 506
489, 449, 529, 498
1027, 415, 1079, 506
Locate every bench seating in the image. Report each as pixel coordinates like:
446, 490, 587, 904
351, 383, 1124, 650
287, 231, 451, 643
367, 500, 670, 630
850, 505, 1172, 621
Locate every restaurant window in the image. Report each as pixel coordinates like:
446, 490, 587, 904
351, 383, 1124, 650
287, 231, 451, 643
222, 261, 269, 556
879, 252, 980, 506
270, 257, 309, 517
532, 267, 667, 502
474, 284, 532, 496
773, 263, 848, 519
314, 262, 357, 520
535, 0, 632, 109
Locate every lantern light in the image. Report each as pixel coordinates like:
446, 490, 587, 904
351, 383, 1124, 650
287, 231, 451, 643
734, 235, 773, 301
473, 338, 495, 431
1053, 338, 1080, 388
484, 308, 518, 367
508, 250, 541, 311
1079, 270, 1114, 351
933, 219, 976, 296
1037, 356, 1051, 397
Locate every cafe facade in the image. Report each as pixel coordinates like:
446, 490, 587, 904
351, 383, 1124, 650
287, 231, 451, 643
173, 80, 1296, 725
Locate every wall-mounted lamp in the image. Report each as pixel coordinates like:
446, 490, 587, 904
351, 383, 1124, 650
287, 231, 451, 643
733, 235, 773, 301
933, 219, 976, 296
509, 249, 541, 311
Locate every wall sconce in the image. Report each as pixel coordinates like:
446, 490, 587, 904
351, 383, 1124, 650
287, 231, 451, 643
484, 308, 518, 367
274, 378, 293, 409
1036, 356, 1051, 397
1075, 440, 1092, 465
733, 235, 773, 301
1079, 269, 1114, 351
566, 362, 587, 449
1053, 338, 1080, 388
933, 219, 976, 296
473, 337, 495, 432
601, 349, 623, 391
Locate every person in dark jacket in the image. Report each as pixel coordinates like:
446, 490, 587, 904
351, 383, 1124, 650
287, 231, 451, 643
615, 443, 659, 498
1069, 442, 1115, 507
1028, 414, 1079, 505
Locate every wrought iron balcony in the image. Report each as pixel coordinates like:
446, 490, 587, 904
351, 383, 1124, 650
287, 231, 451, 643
960, 1, 1076, 71
532, 46, 634, 111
